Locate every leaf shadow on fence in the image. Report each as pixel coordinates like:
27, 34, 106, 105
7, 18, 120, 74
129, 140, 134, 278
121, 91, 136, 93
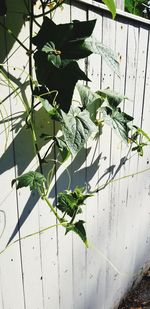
6, 142, 103, 245
0, 0, 27, 64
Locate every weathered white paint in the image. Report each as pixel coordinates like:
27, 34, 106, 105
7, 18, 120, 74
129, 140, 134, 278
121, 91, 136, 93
115, 0, 124, 10
0, 1, 150, 309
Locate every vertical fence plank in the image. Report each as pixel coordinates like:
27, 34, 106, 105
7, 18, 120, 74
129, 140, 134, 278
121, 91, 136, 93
70, 3, 88, 309
107, 22, 140, 304
130, 26, 150, 272
100, 13, 117, 309
104, 18, 129, 307
124, 25, 149, 276
7, 21, 45, 309
0, 17, 26, 309
85, 8, 102, 309
136, 31, 150, 266
116, 0, 125, 10
49, 4, 74, 309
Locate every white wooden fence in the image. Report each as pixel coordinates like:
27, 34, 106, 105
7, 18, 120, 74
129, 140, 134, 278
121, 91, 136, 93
0, 1, 150, 308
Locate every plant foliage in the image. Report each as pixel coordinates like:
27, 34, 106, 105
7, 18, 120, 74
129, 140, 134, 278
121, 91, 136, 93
0, 0, 149, 247
125, 0, 150, 18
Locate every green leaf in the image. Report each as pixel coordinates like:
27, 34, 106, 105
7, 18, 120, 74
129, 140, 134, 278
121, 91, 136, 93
55, 137, 71, 162
97, 88, 127, 108
41, 98, 62, 121
84, 37, 120, 76
65, 220, 88, 247
57, 187, 91, 217
34, 51, 89, 112
125, 0, 134, 13
61, 39, 93, 60
33, 18, 96, 60
132, 143, 147, 156
33, 17, 96, 51
134, 126, 150, 142
71, 19, 96, 40
32, 18, 73, 49
12, 171, 46, 191
125, 0, 146, 16
102, 0, 116, 19
61, 107, 97, 156
42, 41, 56, 53
42, 42, 61, 68
57, 190, 82, 218
33, 18, 97, 112
72, 187, 92, 205
102, 106, 133, 142
77, 84, 102, 121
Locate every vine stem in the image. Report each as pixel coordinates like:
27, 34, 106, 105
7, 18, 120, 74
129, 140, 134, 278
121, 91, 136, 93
42, 195, 62, 223
0, 223, 63, 257
28, 1, 43, 174
91, 165, 150, 194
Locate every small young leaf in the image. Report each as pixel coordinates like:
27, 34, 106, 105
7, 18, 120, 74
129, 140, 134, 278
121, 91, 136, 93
42, 41, 56, 53
57, 187, 92, 217
132, 143, 147, 156
77, 84, 102, 121
83, 37, 120, 76
12, 171, 46, 191
57, 191, 82, 218
61, 107, 97, 156
134, 126, 150, 142
42, 42, 61, 68
65, 220, 88, 247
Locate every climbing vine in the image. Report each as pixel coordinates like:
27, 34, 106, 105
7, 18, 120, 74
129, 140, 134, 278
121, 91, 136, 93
0, 0, 150, 247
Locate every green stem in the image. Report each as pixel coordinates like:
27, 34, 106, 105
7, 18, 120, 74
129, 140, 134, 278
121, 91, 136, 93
69, 208, 78, 224
43, 195, 62, 223
30, 123, 43, 173
0, 223, 62, 257
92, 166, 150, 194
28, 2, 43, 173
42, 140, 55, 161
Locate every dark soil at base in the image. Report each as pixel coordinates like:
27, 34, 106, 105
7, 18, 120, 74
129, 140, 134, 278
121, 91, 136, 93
118, 271, 150, 309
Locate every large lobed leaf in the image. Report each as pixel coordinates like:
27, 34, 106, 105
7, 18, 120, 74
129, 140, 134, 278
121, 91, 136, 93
33, 18, 97, 113
97, 88, 127, 108
102, 106, 133, 142
61, 107, 97, 156
84, 37, 120, 76
34, 51, 89, 113
33, 17, 96, 60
